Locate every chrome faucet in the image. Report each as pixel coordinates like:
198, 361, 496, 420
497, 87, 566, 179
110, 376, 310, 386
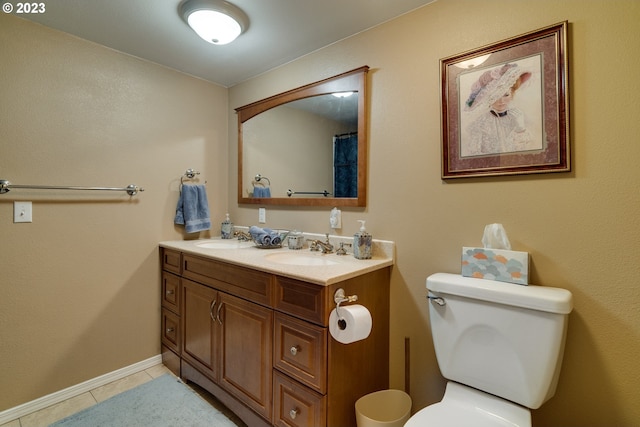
309, 234, 334, 253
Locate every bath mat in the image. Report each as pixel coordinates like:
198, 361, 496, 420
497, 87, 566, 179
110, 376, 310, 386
49, 374, 238, 427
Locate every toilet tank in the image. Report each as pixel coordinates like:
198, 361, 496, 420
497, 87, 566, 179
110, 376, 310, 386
426, 273, 572, 409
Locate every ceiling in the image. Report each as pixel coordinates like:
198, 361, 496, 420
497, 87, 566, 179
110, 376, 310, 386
17, 0, 436, 87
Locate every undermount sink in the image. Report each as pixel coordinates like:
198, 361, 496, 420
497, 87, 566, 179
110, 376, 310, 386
195, 240, 253, 249
264, 252, 339, 266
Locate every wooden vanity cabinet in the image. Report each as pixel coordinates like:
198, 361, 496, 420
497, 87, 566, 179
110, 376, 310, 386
160, 247, 390, 427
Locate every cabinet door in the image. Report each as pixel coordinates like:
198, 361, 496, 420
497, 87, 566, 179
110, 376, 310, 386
182, 279, 218, 381
218, 292, 273, 421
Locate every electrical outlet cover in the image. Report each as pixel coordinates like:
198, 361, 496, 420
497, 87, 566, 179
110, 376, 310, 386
330, 208, 342, 228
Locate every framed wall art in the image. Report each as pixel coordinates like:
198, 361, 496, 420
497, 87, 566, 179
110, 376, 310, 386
440, 21, 569, 179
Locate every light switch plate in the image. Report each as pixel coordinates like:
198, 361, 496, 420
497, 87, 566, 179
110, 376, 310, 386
14, 201, 33, 223
258, 207, 266, 223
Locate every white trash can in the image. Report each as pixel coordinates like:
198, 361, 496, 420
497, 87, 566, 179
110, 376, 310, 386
355, 389, 412, 427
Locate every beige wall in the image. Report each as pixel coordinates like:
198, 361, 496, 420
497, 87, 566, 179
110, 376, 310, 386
229, 1, 640, 426
0, 15, 228, 410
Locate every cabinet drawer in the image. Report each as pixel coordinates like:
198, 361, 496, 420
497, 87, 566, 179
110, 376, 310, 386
183, 254, 273, 306
161, 308, 180, 353
161, 272, 181, 314
273, 371, 326, 427
274, 313, 327, 393
162, 248, 182, 274
275, 277, 326, 325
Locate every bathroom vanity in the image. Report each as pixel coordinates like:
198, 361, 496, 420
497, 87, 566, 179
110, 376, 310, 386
159, 238, 393, 427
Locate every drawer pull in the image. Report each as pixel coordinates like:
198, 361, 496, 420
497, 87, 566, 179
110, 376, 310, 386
215, 302, 223, 325
165, 289, 174, 295
209, 299, 217, 322
289, 408, 300, 419
290, 345, 301, 356
165, 327, 174, 333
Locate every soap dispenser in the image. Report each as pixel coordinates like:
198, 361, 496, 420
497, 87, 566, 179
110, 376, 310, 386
353, 220, 372, 259
221, 213, 233, 239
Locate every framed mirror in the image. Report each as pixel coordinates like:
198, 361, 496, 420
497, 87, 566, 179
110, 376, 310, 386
236, 66, 369, 206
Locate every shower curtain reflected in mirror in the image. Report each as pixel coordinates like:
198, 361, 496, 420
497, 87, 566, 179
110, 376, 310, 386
334, 133, 358, 198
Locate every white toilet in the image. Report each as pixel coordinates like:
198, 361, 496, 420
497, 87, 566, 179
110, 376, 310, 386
405, 273, 573, 427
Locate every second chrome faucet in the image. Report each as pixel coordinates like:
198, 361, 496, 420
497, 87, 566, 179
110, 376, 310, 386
309, 234, 334, 253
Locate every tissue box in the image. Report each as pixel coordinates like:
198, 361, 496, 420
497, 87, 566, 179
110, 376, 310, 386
461, 247, 529, 285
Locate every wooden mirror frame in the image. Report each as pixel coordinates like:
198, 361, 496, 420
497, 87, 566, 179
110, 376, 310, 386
236, 66, 369, 206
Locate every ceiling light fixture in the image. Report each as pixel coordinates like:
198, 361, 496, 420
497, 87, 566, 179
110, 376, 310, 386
180, 0, 249, 45
332, 91, 354, 98
455, 54, 491, 69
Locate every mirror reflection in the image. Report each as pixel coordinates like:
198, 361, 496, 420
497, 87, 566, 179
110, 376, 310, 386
243, 93, 358, 198
236, 66, 369, 207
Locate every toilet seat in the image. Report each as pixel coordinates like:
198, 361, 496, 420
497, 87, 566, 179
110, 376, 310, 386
404, 382, 531, 427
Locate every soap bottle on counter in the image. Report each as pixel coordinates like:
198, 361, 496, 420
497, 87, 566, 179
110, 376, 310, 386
221, 213, 233, 239
353, 220, 372, 259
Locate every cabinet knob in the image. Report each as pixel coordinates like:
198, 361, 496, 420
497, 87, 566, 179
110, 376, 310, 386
166, 327, 174, 333
289, 408, 300, 419
165, 289, 174, 295
290, 345, 301, 356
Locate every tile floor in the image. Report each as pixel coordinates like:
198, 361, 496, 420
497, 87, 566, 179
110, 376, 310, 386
1, 364, 246, 427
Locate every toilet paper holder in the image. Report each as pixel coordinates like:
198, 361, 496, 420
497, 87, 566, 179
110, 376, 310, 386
334, 288, 358, 305
334, 288, 358, 329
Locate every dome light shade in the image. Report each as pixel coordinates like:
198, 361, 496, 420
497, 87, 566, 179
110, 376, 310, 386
332, 91, 354, 98
180, 0, 248, 45
455, 54, 491, 69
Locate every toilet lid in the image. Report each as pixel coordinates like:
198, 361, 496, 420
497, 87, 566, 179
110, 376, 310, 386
404, 383, 531, 427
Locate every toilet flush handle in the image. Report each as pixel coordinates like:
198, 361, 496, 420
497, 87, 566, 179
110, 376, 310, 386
427, 295, 446, 306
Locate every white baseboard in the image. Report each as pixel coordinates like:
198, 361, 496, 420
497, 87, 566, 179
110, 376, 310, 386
0, 354, 162, 425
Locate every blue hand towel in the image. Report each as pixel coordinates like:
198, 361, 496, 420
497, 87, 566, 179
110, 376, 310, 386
253, 187, 271, 198
175, 185, 211, 233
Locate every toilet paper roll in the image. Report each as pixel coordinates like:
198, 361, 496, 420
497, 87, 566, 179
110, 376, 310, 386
329, 304, 372, 344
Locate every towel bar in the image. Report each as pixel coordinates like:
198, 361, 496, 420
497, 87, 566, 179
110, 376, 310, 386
0, 180, 143, 196
287, 189, 331, 197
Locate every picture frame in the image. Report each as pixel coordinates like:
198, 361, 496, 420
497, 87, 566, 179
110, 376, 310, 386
440, 21, 570, 179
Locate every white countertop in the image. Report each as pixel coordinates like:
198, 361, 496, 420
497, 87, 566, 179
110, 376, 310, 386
159, 234, 394, 286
